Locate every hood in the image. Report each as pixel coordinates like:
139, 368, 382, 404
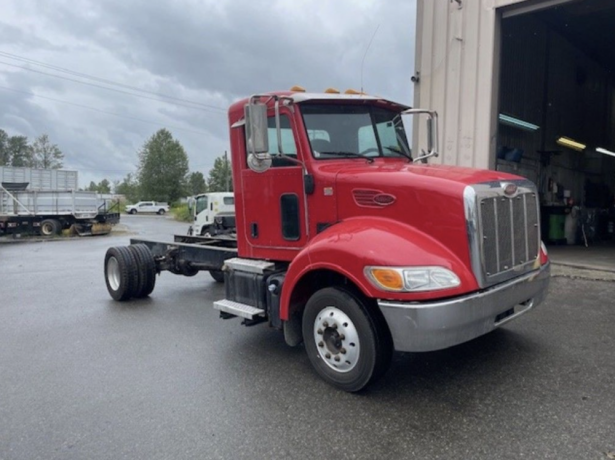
321, 160, 525, 269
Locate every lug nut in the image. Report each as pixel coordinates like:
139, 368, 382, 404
334, 356, 340, 362
332, 323, 338, 329
339, 334, 345, 340
325, 353, 331, 359
340, 348, 346, 354
318, 341, 324, 348
317, 329, 323, 335
323, 321, 329, 327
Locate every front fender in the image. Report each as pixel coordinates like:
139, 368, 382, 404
280, 216, 478, 320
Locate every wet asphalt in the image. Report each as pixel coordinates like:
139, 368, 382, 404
0, 215, 614, 460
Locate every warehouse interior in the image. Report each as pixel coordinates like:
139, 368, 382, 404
497, 0, 615, 252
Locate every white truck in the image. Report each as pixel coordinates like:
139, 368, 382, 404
187, 192, 234, 237
125, 201, 169, 215
0, 166, 120, 237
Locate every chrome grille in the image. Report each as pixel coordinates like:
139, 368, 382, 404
479, 192, 539, 278
464, 180, 541, 288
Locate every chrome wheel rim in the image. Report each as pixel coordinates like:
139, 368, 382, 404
313, 306, 360, 373
107, 256, 120, 291
41, 223, 53, 235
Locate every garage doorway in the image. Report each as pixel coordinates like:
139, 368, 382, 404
496, 0, 615, 265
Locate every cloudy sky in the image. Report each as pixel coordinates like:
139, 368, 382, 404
0, 0, 417, 187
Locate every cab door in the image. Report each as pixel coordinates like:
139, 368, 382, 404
240, 111, 307, 260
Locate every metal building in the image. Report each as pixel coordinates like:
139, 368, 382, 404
415, 0, 615, 246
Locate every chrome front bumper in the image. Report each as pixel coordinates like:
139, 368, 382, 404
378, 263, 550, 352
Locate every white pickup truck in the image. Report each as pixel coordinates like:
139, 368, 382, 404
125, 201, 169, 215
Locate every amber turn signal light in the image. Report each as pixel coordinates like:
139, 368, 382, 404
368, 268, 404, 291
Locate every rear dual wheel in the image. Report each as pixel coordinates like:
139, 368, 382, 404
40, 219, 61, 236
104, 245, 156, 301
302, 287, 393, 392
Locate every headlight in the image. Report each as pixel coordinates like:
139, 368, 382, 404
364, 266, 461, 292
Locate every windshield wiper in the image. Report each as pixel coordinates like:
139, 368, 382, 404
319, 151, 374, 163
384, 146, 412, 161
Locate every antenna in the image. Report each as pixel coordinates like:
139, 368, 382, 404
360, 24, 380, 94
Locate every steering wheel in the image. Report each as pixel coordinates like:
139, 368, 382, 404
359, 148, 379, 156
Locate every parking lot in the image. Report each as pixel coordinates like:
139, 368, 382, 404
1, 215, 614, 459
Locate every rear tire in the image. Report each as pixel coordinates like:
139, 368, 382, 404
302, 286, 392, 392
40, 219, 61, 236
128, 244, 157, 298
104, 246, 138, 301
157, 209, 166, 215
209, 270, 225, 283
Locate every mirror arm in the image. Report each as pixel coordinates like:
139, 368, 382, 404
275, 98, 283, 155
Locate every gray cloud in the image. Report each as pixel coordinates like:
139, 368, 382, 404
0, 0, 416, 187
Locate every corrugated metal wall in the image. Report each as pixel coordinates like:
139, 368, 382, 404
414, 0, 564, 170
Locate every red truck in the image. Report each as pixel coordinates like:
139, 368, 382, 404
103, 90, 550, 391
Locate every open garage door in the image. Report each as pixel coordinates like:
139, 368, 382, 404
497, 0, 615, 261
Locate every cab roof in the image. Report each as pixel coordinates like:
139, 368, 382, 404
228, 91, 410, 122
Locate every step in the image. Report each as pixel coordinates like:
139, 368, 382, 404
213, 299, 265, 320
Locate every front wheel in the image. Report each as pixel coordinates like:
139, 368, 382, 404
302, 287, 392, 392
129, 209, 137, 215
209, 270, 225, 283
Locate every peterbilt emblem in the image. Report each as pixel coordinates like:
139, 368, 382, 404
503, 183, 518, 196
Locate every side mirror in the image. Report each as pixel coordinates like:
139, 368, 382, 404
400, 109, 439, 163
245, 103, 269, 154
187, 197, 195, 210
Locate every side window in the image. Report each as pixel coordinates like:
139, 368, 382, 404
280, 193, 300, 240
195, 196, 207, 214
223, 197, 234, 205
245, 115, 298, 168
267, 115, 297, 157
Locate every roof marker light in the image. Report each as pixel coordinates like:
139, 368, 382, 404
324, 88, 340, 94
290, 85, 306, 92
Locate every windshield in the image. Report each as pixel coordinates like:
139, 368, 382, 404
301, 104, 411, 160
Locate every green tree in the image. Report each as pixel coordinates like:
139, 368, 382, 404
207, 153, 232, 192
188, 171, 207, 195
8, 136, 34, 167
138, 129, 188, 203
0, 129, 8, 166
32, 134, 64, 169
97, 179, 111, 194
115, 173, 140, 203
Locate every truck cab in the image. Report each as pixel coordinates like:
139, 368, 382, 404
188, 192, 235, 236
104, 89, 550, 392
221, 90, 550, 390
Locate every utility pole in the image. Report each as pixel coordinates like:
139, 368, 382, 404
224, 150, 230, 192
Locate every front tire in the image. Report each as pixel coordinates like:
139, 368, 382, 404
129, 209, 137, 215
209, 270, 225, 283
302, 287, 392, 392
